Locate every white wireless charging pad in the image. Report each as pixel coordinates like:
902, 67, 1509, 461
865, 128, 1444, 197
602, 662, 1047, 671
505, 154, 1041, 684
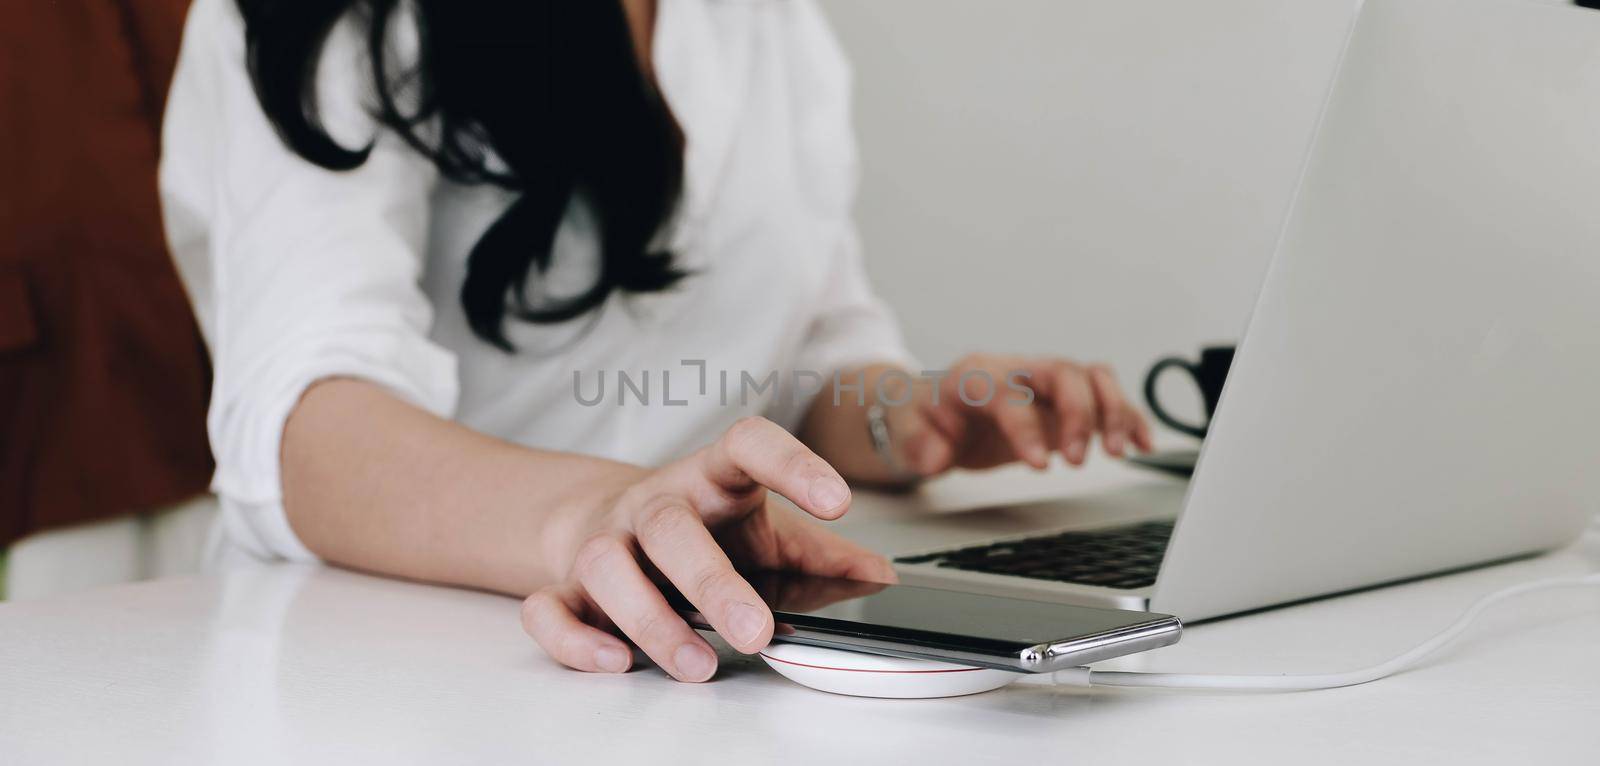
758, 643, 1021, 699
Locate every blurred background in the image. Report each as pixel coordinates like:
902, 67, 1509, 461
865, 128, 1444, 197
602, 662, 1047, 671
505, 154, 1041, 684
0, 0, 1388, 598
826, 0, 1358, 380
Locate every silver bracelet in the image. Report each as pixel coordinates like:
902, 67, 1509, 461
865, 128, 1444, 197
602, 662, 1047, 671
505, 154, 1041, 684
866, 403, 912, 478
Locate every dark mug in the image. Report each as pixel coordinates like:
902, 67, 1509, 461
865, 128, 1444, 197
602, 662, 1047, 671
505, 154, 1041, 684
1143, 346, 1235, 439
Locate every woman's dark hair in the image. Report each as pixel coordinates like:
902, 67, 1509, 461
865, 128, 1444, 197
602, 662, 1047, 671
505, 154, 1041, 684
236, 0, 686, 350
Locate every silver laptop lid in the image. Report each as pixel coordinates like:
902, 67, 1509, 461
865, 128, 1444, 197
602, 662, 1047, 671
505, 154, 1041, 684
1152, 0, 1600, 620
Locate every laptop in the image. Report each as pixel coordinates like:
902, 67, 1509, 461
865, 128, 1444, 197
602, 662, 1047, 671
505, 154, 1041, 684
859, 0, 1600, 621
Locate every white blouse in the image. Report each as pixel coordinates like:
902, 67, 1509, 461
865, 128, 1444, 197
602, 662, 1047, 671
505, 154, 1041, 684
159, 0, 912, 563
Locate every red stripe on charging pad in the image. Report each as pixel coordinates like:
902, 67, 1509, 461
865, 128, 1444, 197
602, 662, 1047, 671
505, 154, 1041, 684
759, 652, 983, 674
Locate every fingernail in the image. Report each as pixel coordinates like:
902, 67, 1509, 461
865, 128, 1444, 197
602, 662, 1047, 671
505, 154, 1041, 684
809, 476, 850, 511
728, 602, 767, 646
1028, 444, 1050, 467
1068, 440, 1087, 464
673, 644, 716, 682
1107, 433, 1125, 455
594, 646, 630, 673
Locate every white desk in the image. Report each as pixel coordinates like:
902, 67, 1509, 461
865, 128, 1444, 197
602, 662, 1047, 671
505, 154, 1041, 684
3, 461, 1598, 765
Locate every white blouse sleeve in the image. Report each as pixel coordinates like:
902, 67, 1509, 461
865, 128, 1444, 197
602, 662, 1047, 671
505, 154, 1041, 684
160, 0, 457, 561
770, 0, 917, 429
791, 226, 918, 380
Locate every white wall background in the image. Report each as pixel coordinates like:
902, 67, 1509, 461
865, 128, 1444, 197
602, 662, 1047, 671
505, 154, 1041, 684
819, 0, 1362, 419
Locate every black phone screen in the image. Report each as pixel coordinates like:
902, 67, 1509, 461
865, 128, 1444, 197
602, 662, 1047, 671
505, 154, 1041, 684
666, 571, 1179, 666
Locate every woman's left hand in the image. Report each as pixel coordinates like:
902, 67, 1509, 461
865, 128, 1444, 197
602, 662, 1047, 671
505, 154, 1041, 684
886, 354, 1154, 476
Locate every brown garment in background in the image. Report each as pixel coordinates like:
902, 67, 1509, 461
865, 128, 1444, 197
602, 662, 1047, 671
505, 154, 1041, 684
0, 0, 212, 547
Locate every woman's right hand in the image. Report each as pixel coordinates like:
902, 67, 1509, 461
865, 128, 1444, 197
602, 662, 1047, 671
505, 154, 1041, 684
521, 417, 895, 682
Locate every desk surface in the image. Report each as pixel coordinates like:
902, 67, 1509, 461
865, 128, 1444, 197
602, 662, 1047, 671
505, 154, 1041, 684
3, 460, 1598, 765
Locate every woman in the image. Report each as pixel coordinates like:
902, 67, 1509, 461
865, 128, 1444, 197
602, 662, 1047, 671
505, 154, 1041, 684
160, 0, 1153, 683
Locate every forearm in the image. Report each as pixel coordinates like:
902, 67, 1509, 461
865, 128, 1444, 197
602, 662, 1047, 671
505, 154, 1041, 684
796, 363, 916, 487
281, 378, 645, 596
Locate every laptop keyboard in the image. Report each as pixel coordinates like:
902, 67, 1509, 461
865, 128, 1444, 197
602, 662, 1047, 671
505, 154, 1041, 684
894, 519, 1175, 590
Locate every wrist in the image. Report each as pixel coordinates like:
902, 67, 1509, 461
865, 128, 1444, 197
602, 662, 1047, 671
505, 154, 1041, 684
866, 402, 919, 484
799, 363, 927, 485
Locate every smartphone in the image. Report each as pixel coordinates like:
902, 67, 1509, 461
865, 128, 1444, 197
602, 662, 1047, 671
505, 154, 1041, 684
667, 571, 1182, 673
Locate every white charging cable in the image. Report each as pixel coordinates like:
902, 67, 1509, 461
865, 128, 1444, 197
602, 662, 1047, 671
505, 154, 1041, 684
1048, 572, 1600, 691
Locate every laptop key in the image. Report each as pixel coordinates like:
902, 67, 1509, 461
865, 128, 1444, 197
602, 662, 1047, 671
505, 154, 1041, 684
896, 519, 1176, 587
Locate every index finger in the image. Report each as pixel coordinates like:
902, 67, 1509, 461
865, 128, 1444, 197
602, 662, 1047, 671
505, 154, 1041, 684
633, 502, 774, 653
1087, 365, 1132, 457
1039, 364, 1097, 466
696, 417, 853, 520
